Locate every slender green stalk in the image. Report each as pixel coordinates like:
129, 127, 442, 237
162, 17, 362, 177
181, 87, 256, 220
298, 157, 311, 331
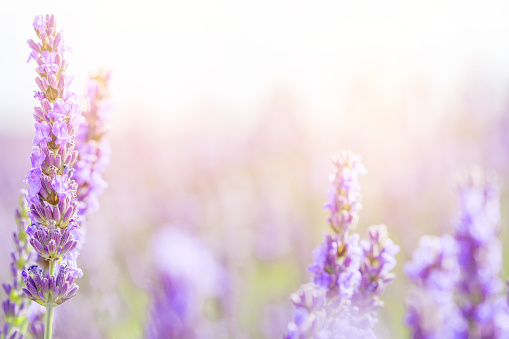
44, 261, 56, 339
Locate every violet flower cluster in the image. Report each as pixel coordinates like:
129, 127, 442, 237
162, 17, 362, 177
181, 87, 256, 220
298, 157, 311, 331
73, 70, 112, 221
405, 167, 509, 338
145, 228, 224, 339
22, 13, 83, 308
1, 191, 35, 339
285, 151, 400, 339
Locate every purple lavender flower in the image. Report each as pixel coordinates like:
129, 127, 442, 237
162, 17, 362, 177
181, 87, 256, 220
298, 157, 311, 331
284, 283, 327, 339
404, 167, 509, 338
285, 284, 376, 339
27, 303, 45, 339
145, 228, 224, 339
308, 233, 362, 298
25, 13, 83, 271
73, 71, 112, 220
324, 151, 366, 237
285, 152, 398, 338
351, 225, 400, 329
454, 168, 507, 337
16, 13, 83, 339
27, 221, 78, 262
21, 265, 79, 307
404, 235, 466, 338
0, 191, 35, 339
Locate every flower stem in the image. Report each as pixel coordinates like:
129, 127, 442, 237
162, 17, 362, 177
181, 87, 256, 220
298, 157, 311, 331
44, 261, 56, 339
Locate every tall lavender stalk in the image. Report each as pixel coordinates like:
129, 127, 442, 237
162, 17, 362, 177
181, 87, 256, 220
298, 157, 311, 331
285, 151, 399, 338
73, 70, 112, 222
23, 14, 83, 339
454, 168, 506, 337
405, 167, 509, 338
1, 190, 36, 339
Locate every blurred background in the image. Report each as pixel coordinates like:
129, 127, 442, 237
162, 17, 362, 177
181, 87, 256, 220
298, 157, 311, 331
2, 1, 509, 338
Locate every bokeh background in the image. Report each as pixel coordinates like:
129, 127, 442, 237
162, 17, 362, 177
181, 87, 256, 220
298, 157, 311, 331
2, 1, 509, 338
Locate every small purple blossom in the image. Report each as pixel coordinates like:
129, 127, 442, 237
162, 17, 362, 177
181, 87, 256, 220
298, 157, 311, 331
51, 120, 71, 145
32, 15, 46, 33
33, 121, 52, 146
21, 264, 79, 306
25, 168, 42, 198
28, 222, 78, 262
308, 233, 361, 298
34, 91, 45, 100
51, 173, 74, 200
38, 51, 59, 75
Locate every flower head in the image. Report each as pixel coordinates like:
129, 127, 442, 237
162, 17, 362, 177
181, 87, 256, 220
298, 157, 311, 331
21, 264, 79, 306
73, 71, 112, 220
28, 222, 78, 262
351, 225, 400, 327
324, 151, 366, 236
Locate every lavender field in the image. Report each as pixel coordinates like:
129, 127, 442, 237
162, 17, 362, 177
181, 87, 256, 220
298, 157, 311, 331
2, 2, 509, 338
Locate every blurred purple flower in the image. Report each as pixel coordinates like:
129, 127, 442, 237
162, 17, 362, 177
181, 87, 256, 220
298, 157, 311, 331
404, 235, 466, 338
405, 167, 509, 338
454, 168, 507, 337
73, 71, 112, 220
308, 233, 362, 298
0, 191, 36, 339
324, 151, 366, 237
145, 227, 225, 339
286, 152, 398, 338
351, 225, 400, 328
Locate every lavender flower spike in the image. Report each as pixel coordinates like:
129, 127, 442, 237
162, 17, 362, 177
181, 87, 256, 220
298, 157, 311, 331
454, 167, 506, 337
1, 190, 35, 339
286, 152, 399, 339
24, 13, 82, 339
309, 152, 367, 297
324, 151, 366, 237
25, 14, 84, 264
73, 70, 112, 220
404, 235, 466, 338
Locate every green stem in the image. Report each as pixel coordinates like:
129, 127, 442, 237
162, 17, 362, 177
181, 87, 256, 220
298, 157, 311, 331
44, 261, 56, 339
